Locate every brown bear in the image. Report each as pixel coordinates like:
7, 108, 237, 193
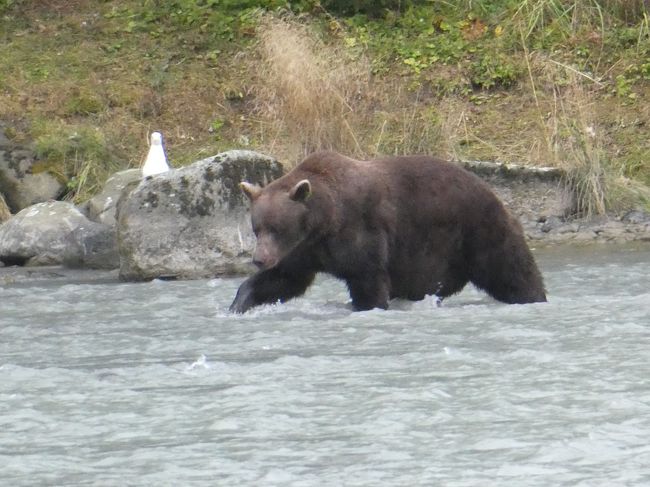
230, 151, 546, 313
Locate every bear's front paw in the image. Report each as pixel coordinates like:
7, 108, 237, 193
229, 281, 257, 313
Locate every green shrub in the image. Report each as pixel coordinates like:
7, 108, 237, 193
470, 54, 520, 89
311, 0, 427, 17
64, 91, 105, 116
34, 123, 120, 202
0, 0, 19, 13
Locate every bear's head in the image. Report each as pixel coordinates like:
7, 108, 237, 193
240, 178, 312, 270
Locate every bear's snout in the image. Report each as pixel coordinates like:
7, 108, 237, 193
252, 256, 267, 269
252, 244, 278, 270
252, 255, 277, 270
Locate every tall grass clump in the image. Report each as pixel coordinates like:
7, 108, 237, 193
529, 63, 649, 215
253, 14, 450, 160
514, 0, 605, 39
513, 0, 648, 36
550, 90, 609, 217
253, 15, 369, 160
370, 84, 447, 157
33, 122, 121, 203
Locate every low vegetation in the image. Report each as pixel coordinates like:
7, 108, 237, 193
0, 0, 648, 213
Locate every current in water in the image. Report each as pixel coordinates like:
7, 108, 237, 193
1, 244, 649, 486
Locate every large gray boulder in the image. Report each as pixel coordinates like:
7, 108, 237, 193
79, 168, 141, 226
0, 126, 65, 212
0, 201, 119, 268
116, 150, 283, 281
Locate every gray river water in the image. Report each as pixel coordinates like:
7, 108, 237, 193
1, 244, 649, 486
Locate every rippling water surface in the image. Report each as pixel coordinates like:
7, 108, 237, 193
1, 244, 650, 486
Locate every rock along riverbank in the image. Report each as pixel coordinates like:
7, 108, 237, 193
0, 149, 648, 280
460, 159, 650, 246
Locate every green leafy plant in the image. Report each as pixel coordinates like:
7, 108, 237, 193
64, 91, 106, 116
210, 118, 225, 140
470, 54, 520, 89
294, 0, 429, 17
615, 73, 634, 98
0, 0, 19, 13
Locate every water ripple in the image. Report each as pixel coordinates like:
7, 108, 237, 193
1, 245, 650, 485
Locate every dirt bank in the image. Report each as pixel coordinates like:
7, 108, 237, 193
462, 160, 650, 246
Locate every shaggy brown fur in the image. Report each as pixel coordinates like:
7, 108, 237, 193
231, 151, 546, 312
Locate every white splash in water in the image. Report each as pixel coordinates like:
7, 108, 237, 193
186, 354, 210, 370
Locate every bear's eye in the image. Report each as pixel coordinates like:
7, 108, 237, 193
253, 222, 278, 237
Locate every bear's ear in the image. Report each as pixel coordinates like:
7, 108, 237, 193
240, 181, 261, 201
289, 179, 312, 202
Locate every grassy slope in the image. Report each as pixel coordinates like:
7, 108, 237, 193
0, 1, 648, 211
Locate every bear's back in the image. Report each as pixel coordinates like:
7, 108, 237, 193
373, 155, 500, 225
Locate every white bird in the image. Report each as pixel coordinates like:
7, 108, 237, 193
142, 131, 170, 177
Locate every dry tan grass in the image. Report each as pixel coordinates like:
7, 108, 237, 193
247, 13, 648, 214
524, 55, 650, 215
369, 82, 447, 157
528, 57, 610, 215
0, 193, 11, 222
252, 15, 368, 162
251, 15, 453, 163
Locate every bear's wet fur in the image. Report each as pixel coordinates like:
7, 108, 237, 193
230, 151, 546, 313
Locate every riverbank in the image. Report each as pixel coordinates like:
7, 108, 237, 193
0, 154, 648, 282
0, 265, 118, 286
2, 241, 649, 288
526, 214, 650, 246
0, 1, 648, 213
452, 159, 650, 246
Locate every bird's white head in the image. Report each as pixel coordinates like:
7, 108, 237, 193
151, 132, 163, 146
